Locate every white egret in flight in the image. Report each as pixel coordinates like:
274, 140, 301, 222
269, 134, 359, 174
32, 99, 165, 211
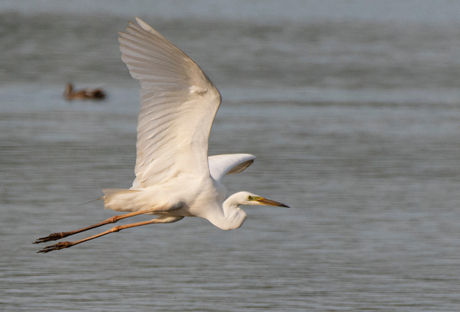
35, 18, 288, 253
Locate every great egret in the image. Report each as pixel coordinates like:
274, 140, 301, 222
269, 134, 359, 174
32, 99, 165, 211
35, 18, 288, 253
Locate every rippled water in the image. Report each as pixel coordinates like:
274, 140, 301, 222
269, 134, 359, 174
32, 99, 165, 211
2, 2, 460, 311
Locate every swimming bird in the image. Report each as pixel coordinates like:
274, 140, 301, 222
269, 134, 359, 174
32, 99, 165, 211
64, 83, 106, 101
35, 18, 288, 253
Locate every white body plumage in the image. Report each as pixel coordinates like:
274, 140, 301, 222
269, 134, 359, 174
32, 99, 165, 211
103, 153, 254, 230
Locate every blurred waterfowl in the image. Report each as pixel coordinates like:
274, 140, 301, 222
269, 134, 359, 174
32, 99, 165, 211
64, 83, 106, 101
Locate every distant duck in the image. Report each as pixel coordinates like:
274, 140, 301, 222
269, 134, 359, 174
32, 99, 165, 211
64, 83, 106, 101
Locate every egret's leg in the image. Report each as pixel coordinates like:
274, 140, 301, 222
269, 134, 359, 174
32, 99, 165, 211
34, 210, 150, 244
37, 216, 184, 253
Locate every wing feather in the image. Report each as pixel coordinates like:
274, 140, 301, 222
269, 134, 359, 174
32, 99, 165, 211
119, 18, 221, 187
208, 154, 256, 183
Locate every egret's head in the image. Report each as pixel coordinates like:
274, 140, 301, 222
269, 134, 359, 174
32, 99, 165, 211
236, 191, 290, 208
217, 191, 289, 230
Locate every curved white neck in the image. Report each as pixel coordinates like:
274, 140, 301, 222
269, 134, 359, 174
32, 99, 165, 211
207, 194, 247, 230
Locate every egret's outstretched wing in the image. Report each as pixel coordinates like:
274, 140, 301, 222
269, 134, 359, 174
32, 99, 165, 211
208, 154, 255, 183
119, 18, 221, 187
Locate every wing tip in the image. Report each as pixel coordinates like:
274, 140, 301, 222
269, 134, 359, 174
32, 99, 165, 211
135, 17, 158, 35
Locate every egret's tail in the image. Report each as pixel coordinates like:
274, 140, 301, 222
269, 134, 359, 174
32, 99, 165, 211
102, 188, 141, 212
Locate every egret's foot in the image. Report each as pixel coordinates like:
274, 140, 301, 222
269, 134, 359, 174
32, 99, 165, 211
37, 241, 73, 253
34, 232, 67, 244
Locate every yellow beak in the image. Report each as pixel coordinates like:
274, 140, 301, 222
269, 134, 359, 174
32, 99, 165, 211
256, 197, 290, 208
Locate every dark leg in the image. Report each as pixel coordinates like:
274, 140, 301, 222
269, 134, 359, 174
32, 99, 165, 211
37, 216, 184, 253
34, 210, 150, 244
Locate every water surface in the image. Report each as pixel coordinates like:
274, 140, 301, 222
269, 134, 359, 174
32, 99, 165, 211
1, 1, 460, 311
